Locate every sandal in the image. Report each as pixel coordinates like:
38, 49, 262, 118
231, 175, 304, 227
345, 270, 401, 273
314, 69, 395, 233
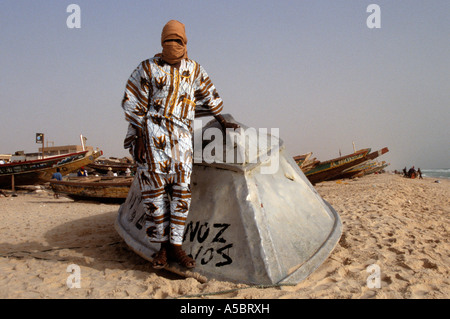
169, 245, 196, 269
151, 244, 168, 269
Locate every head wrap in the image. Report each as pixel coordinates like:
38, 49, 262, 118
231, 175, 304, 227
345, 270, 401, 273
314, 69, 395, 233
159, 20, 188, 65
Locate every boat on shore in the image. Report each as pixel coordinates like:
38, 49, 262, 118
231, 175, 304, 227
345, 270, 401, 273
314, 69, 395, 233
88, 158, 136, 175
303, 148, 372, 185
354, 161, 389, 178
293, 152, 312, 167
293, 152, 320, 172
0, 150, 102, 188
116, 115, 342, 285
331, 161, 379, 180
50, 176, 133, 203
328, 147, 389, 180
300, 157, 320, 172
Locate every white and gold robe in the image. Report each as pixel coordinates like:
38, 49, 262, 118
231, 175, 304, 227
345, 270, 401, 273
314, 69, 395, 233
122, 57, 223, 244
122, 57, 223, 182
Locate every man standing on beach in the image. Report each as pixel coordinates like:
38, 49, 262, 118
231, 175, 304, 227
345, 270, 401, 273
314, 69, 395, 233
121, 20, 237, 269
51, 168, 63, 198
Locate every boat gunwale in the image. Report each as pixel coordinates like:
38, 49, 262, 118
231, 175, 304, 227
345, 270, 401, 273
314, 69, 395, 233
314, 148, 370, 166
50, 178, 133, 188
0, 150, 89, 169
305, 148, 371, 176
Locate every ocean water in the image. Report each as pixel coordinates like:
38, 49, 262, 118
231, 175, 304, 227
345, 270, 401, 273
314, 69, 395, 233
421, 168, 450, 179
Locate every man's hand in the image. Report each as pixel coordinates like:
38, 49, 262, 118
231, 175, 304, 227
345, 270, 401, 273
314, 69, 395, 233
215, 115, 240, 132
134, 137, 146, 163
221, 121, 240, 130
132, 125, 146, 163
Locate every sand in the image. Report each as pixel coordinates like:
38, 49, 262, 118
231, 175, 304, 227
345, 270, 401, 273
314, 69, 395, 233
0, 173, 448, 299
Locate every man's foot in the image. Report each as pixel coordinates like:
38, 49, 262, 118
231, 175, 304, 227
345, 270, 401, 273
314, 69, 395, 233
168, 245, 196, 269
152, 243, 168, 269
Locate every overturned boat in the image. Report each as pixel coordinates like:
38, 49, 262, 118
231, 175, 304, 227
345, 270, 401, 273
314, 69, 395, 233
115, 115, 342, 285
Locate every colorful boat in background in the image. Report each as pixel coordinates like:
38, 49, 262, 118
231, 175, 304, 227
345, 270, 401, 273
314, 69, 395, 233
303, 148, 371, 185
354, 161, 389, 178
331, 161, 379, 180
87, 157, 136, 175
328, 147, 389, 180
293, 152, 320, 172
300, 157, 320, 172
293, 152, 312, 167
50, 176, 133, 203
0, 150, 102, 188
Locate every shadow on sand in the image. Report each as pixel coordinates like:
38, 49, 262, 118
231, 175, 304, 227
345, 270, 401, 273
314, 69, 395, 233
0, 208, 180, 281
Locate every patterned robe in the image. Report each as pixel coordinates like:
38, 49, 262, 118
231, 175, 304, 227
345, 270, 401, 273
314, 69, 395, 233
122, 57, 223, 244
123, 57, 223, 178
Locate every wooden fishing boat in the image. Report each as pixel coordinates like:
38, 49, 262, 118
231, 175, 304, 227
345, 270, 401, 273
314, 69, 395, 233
115, 115, 342, 285
331, 161, 379, 180
300, 157, 320, 172
50, 176, 133, 203
304, 148, 371, 185
372, 162, 389, 175
88, 158, 136, 175
293, 152, 321, 172
293, 152, 312, 167
0, 150, 102, 188
353, 161, 389, 178
328, 147, 389, 180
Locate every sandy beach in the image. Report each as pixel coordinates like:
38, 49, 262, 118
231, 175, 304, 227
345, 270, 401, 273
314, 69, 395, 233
0, 173, 448, 299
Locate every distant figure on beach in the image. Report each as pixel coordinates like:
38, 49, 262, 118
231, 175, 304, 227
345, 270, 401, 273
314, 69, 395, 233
408, 166, 417, 179
77, 167, 88, 177
51, 168, 63, 181
403, 167, 407, 177
51, 168, 63, 198
417, 168, 423, 179
121, 20, 238, 269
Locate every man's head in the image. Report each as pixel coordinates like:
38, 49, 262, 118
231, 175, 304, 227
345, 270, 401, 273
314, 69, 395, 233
161, 20, 188, 65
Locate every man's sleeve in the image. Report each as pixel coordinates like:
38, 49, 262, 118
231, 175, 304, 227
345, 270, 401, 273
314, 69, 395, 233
193, 65, 223, 118
123, 123, 137, 151
121, 60, 151, 129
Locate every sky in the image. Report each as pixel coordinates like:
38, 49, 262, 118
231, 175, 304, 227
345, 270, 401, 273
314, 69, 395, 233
1, 0, 449, 170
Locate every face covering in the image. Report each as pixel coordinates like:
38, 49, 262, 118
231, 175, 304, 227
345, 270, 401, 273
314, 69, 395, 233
160, 20, 188, 65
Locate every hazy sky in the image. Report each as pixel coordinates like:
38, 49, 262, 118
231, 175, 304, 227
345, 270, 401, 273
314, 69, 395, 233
1, 0, 449, 169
